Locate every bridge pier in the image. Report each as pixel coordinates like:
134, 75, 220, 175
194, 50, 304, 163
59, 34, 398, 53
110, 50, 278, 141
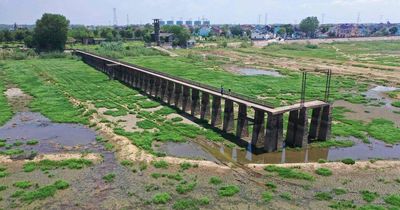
154, 77, 161, 98
160, 79, 167, 101
223, 99, 234, 132
182, 86, 191, 112
211, 95, 222, 127
251, 109, 265, 149
191, 89, 200, 116
286, 108, 308, 148
236, 104, 249, 138
200, 92, 210, 121
265, 113, 284, 152
174, 83, 182, 108
166, 81, 174, 104
318, 105, 332, 141
308, 107, 321, 141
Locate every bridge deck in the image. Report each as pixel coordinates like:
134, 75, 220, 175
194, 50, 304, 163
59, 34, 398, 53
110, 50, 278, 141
75, 50, 328, 115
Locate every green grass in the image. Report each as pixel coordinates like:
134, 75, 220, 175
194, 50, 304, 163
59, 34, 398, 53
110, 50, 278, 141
360, 190, 379, 203
265, 182, 277, 190
152, 192, 171, 204
13, 181, 33, 189
179, 162, 193, 171
138, 100, 160, 109
137, 119, 158, 129
176, 181, 197, 194
173, 198, 209, 210
13, 141, 23, 146
332, 188, 347, 195
310, 140, 355, 148
384, 194, 400, 207
102, 173, 116, 183
26, 140, 39, 145
264, 165, 315, 181
152, 160, 169, 169
0, 148, 24, 156
315, 192, 333, 201
171, 117, 183, 122
19, 180, 69, 204
0, 77, 13, 126
315, 168, 333, 176
262, 191, 273, 203
329, 200, 357, 209
280, 192, 292, 201
23, 159, 92, 172
391, 101, 400, 108
218, 185, 240, 197
209, 176, 223, 185
0, 172, 8, 178
358, 205, 386, 210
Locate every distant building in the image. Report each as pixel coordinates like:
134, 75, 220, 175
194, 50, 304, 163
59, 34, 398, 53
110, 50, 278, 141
185, 20, 193, 26
81, 38, 106, 45
151, 32, 175, 44
176, 20, 184, 25
194, 20, 202, 26
251, 31, 269, 40
198, 27, 211, 37
159, 20, 166, 26
167, 20, 174, 25
203, 20, 210, 26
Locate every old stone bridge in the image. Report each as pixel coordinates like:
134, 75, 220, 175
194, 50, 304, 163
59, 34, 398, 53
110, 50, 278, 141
74, 50, 332, 153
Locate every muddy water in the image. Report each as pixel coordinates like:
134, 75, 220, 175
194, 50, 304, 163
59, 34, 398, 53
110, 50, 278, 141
0, 112, 98, 154
238, 68, 283, 76
154, 141, 220, 162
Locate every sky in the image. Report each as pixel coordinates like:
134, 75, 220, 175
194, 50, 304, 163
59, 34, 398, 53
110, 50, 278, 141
1, 0, 400, 25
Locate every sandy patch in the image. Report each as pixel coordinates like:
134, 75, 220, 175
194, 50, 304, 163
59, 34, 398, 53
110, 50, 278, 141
0, 153, 102, 164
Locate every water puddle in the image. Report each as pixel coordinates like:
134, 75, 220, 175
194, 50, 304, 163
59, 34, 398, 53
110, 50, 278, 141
0, 112, 98, 154
238, 68, 283, 76
364, 85, 400, 110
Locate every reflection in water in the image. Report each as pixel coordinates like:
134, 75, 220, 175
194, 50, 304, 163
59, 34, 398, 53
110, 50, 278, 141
364, 85, 400, 110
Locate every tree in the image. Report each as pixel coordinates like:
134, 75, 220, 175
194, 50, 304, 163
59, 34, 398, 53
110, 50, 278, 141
33, 13, 69, 51
230, 25, 243, 37
389, 27, 398, 35
69, 26, 93, 41
299, 16, 319, 38
283, 24, 294, 36
277, 27, 286, 37
161, 25, 190, 47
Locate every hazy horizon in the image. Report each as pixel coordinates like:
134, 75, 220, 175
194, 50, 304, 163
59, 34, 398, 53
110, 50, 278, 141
1, 0, 400, 25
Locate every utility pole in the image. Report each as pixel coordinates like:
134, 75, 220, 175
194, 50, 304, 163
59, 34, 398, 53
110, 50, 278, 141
265, 13, 268, 25
321, 13, 325, 25
356, 12, 360, 25
127, 14, 129, 26
258, 14, 261, 25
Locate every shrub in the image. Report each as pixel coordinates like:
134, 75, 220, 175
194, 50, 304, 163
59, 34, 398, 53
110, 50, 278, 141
152, 160, 169, 169
265, 182, 277, 189
315, 168, 333, 176
179, 162, 192, 171
332, 188, 347, 195
264, 165, 314, 181
392, 101, 400, 108
0, 185, 7, 191
171, 117, 183, 122
209, 176, 223, 185
13, 181, 33, 189
0, 172, 8, 178
361, 190, 379, 203
120, 160, 133, 167
318, 159, 327, 163
218, 185, 240, 197
13, 141, 23, 146
54, 180, 70, 189
280, 192, 292, 200
341, 158, 356, 165
152, 192, 171, 204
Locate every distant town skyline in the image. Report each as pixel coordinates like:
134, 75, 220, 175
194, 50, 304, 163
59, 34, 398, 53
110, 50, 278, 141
1, 0, 400, 25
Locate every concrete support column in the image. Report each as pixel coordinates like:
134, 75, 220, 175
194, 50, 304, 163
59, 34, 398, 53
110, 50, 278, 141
286, 110, 298, 147
160, 79, 167, 101
182, 86, 191, 112
191, 89, 200, 116
251, 109, 265, 149
236, 103, 249, 138
295, 108, 308, 148
149, 76, 155, 95
139, 73, 144, 90
200, 92, 210, 121
174, 83, 182, 107
308, 107, 322, 141
154, 78, 161, 98
223, 99, 234, 133
265, 113, 284, 152
318, 105, 332, 141
166, 81, 174, 104
211, 95, 222, 127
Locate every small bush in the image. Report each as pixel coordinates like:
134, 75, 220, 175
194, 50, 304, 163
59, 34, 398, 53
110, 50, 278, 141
102, 173, 116, 183
218, 185, 240, 197
341, 158, 356, 165
179, 162, 192, 171
26, 140, 39, 145
176, 181, 197, 194
329, 200, 356, 209
265, 182, 277, 189
152, 160, 169, 169
315, 192, 333, 201
318, 159, 327, 163
171, 117, 183, 122
360, 190, 379, 203
332, 188, 347, 195
280, 192, 292, 201
13, 141, 24, 146
120, 160, 133, 167
54, 180, 70, 189
262, 191, 273, 203
315, 168, 333, 176
13, 181, 33, 189
0, 185, 7, 191
0, 172, 8, 178
152, 192, 171, 204
209, 176, 223, 185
